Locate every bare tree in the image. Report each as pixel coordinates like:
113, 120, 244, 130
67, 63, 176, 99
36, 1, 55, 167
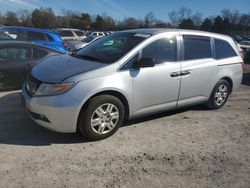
191, 12, 203, 27
144, 12, 157, 27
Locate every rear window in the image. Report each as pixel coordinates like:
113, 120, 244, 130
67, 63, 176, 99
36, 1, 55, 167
46, 34, 54, 41
59, 30, 74, 37
214, 39, 237, 59
27, 31, 46, 41
183, 35, 211, 60
74, 31, 84, 37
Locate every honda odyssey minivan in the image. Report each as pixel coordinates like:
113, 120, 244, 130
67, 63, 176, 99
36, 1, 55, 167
22, 29, 243, 140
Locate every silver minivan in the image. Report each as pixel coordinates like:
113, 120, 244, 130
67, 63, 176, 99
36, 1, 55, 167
22, 29, 243, 140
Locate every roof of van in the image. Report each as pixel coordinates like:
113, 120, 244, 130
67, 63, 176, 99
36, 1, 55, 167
120, 28, 231, 39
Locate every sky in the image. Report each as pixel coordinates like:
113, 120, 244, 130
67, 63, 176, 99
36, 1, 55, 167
0, 0, 249, 21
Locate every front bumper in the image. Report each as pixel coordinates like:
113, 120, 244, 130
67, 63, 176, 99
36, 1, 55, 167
22, 85, 80, 133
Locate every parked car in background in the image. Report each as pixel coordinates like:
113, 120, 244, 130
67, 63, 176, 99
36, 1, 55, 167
22, 29, 243, 140
90, 31, 105, 37
239, 40, 250, 51
0, 41, 64, 90
0, 26, 68, 51
55, 28, 85, 41
68, 35, 103, 51
244, 48, 250, 64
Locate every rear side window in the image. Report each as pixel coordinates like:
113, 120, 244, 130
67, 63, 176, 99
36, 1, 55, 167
214, 39, 237, 59
27, 31, 46, 41
74, 31, 84, 37
2, 30, 27, 40
0, 47, 30, 61
32, 48, 48, 60
46, 34, 54, 41
183, 35, 211, 60
141, 37, 177, 64
59, 30, 74, 37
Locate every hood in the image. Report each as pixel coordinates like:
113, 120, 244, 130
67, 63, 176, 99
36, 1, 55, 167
32, 54, 106, 83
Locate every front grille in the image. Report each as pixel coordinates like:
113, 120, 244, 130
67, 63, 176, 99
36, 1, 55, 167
26, 75, 42, 96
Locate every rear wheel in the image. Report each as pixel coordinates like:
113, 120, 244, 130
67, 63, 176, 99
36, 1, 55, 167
207, 79, 230, 110
78, 95, 124, 140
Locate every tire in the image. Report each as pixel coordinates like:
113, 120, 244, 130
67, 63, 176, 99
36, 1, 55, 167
207, 79, 230, 110
78, 95, 125, 141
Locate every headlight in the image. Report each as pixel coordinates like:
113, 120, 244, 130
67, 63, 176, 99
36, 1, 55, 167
35, 82, 74, 96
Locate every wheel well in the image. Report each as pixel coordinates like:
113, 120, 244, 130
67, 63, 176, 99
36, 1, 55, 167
221, 77, 233, 93
79, 90, 130, 121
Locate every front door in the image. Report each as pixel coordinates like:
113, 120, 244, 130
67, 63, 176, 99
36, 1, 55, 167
132, 35, 181, 116
0, 46, 32, 90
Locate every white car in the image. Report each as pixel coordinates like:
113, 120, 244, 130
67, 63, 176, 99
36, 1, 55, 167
55, 28, 86, 41
22, 29, 243, 140
239, 41, 250, 50
90, 32, 105, 37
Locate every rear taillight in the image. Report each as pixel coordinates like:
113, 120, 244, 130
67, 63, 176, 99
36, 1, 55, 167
63, 42, 69, 49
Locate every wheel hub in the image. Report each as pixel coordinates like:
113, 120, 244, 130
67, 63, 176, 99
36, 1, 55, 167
90, 103, 119, 134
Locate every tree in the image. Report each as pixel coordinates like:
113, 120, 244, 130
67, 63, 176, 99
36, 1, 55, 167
91, 15, 105, 30
118, 17, 143, 29
179, 18, 195, 29
4, 11, 20, 26
17, 9, 32, 27
144, 12, 156, 27
81, 13, 91, 29
102, 15, 116, 30
0, 12, 4, 25
200, 18, 212, 31
211, 16, 224, 33
222, 17, 231, 34
32, 8, 56, 28
191, 12, 203, 28
168, 7, 192, 27
168, 11, 179, 27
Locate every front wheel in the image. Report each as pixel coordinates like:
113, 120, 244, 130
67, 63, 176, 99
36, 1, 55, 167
207, 79, 230, 110
78, 95, 124, 140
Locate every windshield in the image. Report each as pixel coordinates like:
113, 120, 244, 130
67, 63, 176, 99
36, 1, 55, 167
75, 32, 149, 64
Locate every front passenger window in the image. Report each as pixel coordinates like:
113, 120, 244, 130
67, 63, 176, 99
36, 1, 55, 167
140, 37, 177, 64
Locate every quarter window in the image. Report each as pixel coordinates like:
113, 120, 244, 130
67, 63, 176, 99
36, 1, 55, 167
183, 35, 211, 60
214, 39, 237, 59
33, 48, 48, 60
141, 37, 177, 64
59, 30, 74, 37
75, 31, 84, 37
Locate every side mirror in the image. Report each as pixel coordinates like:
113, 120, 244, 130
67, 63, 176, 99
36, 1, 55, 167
134, 57, 155, 68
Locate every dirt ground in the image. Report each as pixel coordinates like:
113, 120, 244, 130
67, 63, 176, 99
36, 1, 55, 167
0, 66, 250, 188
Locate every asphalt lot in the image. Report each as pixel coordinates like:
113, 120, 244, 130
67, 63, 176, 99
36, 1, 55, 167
0, 66, 250, 188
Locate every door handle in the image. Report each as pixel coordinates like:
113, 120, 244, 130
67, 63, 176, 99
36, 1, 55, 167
170, 72, 181, 77
180, 70, 191, 76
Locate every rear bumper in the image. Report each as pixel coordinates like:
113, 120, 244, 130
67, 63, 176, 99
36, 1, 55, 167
22, 86, 80, 133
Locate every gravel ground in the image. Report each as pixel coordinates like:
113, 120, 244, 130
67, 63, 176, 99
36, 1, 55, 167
0, 66, 250, 188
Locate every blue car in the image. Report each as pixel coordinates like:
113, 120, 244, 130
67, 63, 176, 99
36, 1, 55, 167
0, 26, 68, 51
